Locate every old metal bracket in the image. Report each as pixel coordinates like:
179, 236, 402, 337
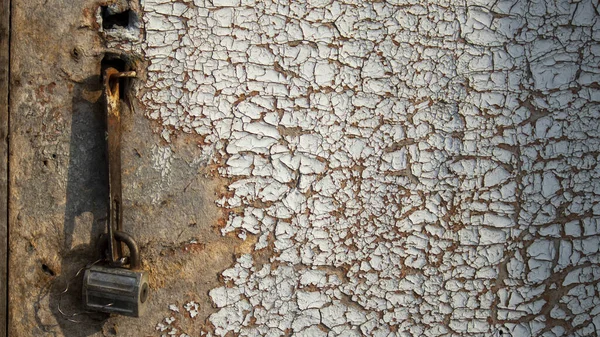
82, 67, 149, 317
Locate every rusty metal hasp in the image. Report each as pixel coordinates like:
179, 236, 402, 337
82, 67, 149, 317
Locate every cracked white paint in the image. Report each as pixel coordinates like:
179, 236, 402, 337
134, 0, 600, 336
149, 144, 174, 203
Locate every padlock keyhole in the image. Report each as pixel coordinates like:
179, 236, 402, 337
140, 283, 149, 303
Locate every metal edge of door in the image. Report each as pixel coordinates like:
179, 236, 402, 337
0, 0, 9, 336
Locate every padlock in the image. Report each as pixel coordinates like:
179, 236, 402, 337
82, 67, 149, 317
82, 232, 149, 317
82, 265, 149, 317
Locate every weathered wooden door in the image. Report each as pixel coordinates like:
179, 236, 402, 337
4, 0, 600, 336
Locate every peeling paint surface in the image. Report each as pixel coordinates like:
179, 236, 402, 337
138, 0, 600, 336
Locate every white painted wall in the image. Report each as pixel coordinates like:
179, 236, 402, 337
140, 0, 600, 336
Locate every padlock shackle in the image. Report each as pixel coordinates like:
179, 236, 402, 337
113, 231, 141, 270
97, 231, 142, 269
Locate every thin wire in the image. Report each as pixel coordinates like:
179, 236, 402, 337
57, 259, 112, 323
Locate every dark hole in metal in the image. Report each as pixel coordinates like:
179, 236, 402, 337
71, 47, 81, 60
101, 55, 127, 73
101, 54, 131, 100
101, 7, 131, 29
41, 264, 55, 276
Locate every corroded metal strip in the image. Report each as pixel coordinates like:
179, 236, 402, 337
103, 67, 135, 264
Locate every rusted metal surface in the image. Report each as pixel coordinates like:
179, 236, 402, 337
0, 0, 9, 335
6, 0, 600, 335
104, 67, 137, 266
8, 0, 242, 335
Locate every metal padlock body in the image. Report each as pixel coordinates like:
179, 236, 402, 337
83, 264, 149, 317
